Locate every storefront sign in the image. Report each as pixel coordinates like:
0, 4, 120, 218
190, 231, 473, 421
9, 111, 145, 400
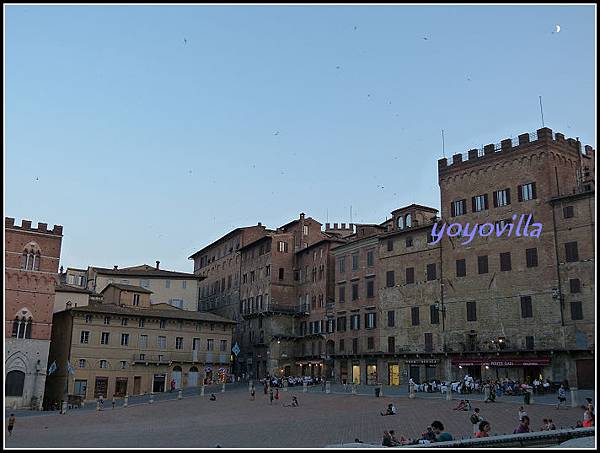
405, 359, 439, 365
452, 357, 550, 367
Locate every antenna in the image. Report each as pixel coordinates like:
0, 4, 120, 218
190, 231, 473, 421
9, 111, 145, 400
441, 129, 445, 158
539, 96, 545, 127
350, 206, 353, 224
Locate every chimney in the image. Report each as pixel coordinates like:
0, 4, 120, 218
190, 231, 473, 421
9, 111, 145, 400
156, 261, 160, 270
113, 265, 118, 270
258, 222, 262, 227
300, 212, 305, 220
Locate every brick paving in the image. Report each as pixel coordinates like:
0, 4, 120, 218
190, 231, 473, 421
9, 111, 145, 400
4, 387, 586, 448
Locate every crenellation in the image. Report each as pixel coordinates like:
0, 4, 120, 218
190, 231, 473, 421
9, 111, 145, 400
518, 133, 530, 145
452, 153, 463, 164
52, 225, 63, 235
37, 222, 48, 233
5, 217, 15, 228
468, 149, 478, 160
483, 144, 495, 155
536, 127, 553, 140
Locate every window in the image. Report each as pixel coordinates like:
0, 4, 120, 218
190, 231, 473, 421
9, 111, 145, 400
387, 239, 394, 251
387, 310, 395, 327
278, 241, 288, 253
326, 319, 335, 333
140, 335, 148, 348
518, 182, 537, 201
388, 336, 395, 353
365, 312, 376, 329
220, 340, 227, 351
337, 316, 347, 332
352, 338, 358, 354
176, 337, 184, 350
570, 278, 581, 293
397, 216, 404, 230
350, 314, 360, 330
121, 318, 128, 326
6, 371, 25, 397
366, 280, 374, 298
565, 242, 579, 262
466, 302, 477, 321
563, 206, 574, 218
100, 360, 108, 369
411, 307, 420, 326
405, 213, 412, 228
79, 359, 86, 368
158, 336, 166, 348
138, 318, 145, 328
120, 361, 127, 369
139, 353, 145, 361
166, 280, 171, 288
525, 336, 535, 350
406, 267, 415, 284
104, 316, 111, 325
85, 315, 93, 324
426, 263, 436, 281
478, 255, 488, 274
207, 339, 214, 351
140, 279, 150, 288
159, 319, 167, 329
74, 380, 87, 397
520, 296, 533, 318
386, 271, 395, 287
451, 199, 467, 217
11, 317, 33, 339
265, 266, 270, 277
526, 248, 538, 267
405, 237, 413, 247
278, 268, 285, 280
21, 243, 41, 271
425, 333, 433, 352
352, 254, 359, 271
182, 280, 187, 289
336, 285, 346, 303
352, 284, 359, 301
121, 333, 129, 346
101, 332, 110, 345
456, 259, 466, 277
133, 294, 140, 306
367, 337, 374, 350
367, 250, 374, 267
338, 257, 346, 273
430, 305, 440, 324
570, 302, 583, 320
500, 252, 512, 271
493, 188, 511, 207
339, 339, 345, 352
472, 194, 489, 212
303, 225, 309, 235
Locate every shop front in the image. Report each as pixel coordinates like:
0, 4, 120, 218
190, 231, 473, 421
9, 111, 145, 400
388, 363, 401, 385
452, 357, 551, 383
351, 362, 361, 384
405, 359, 440, 383
366, 362, 378, 385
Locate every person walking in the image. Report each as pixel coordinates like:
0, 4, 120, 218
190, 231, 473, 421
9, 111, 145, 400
470, 408, 484, 435
250, 385, 256, 401
518, 406, 528, 421
557, 385, 567, 410
275, 388, 279, 400
269, 387, 274, 405
7, 414, 16, 437
112, 395, 116, 409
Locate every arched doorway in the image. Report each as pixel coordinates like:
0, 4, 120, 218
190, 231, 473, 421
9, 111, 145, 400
6, 370, 25, 396
188, 366, 199, 387
172, 366, 182, 389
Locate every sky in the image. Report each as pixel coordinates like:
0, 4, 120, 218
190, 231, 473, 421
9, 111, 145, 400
4, 4, 596, 273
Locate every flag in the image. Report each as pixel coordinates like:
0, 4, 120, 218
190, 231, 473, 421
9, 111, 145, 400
67, 361, 76, 375
48, 361, 58, 375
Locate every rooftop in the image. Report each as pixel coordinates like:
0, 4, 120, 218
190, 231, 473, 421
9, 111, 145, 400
69, 304, 237, 323
101, 283, 153, 294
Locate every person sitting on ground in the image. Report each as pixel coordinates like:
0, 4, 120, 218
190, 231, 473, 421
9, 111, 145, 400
421, 426, 437, 443
284, 396, 299, 407
575, 420, 584, 428
381, 403, 397, 416
583, 407, 594, 427
476, 420, 491, 438
540, 418, 549, 431
389, 430, 402, 446
431, 420, 453, 442
513, 415, 530, 434
518, 406, 528, 421
464, 400, 472, 411
547, 418, 556, 430
485, 389, 496, 403
453, 399, 467, 411
209, 394, 216, 401
354, 438, 363, 444
382, 431, 393, 447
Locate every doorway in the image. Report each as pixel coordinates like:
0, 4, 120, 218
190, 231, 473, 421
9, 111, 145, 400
409, 365, 420, 383
172, 366, 183, 389
94, 377, 108, 398
115, 378, 128, 397
388, 364, 400, 385
352, 364, 361, 384
188, 367, 199, 387
576, 360, 594, 389
153, 374, 166, 393
133, 376, 141, 395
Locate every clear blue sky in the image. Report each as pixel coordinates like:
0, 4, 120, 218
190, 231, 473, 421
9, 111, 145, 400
5, 5, 596, 273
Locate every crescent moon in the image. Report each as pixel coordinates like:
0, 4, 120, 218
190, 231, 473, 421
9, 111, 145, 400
556, 25, 561, 33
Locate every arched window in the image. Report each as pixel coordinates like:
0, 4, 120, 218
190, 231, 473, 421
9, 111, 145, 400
21, 242, 41, 271
405, 213, 412, 228
6, 371, 26, 396
11, 316, 33, 339
397, 216, 404, 230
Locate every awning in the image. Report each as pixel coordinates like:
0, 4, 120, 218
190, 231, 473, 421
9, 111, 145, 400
451, 357, 551, 367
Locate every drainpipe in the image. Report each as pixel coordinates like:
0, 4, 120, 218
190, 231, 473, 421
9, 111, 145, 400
550, 196, 566, 354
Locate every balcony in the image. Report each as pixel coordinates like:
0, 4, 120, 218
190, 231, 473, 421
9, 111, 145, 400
132, 351, 229, 365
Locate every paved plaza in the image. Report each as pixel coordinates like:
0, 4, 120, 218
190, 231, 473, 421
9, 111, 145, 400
4, 386, 590, 448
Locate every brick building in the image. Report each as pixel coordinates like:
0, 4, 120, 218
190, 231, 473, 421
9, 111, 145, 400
436, 127, 595, 387
5, 217, 63, 409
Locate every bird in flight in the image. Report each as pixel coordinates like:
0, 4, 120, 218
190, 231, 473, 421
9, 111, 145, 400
354, 26, 358, 30
184, 38, 187, 44
336, 65, 341, 70
274, 131, 280, 136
